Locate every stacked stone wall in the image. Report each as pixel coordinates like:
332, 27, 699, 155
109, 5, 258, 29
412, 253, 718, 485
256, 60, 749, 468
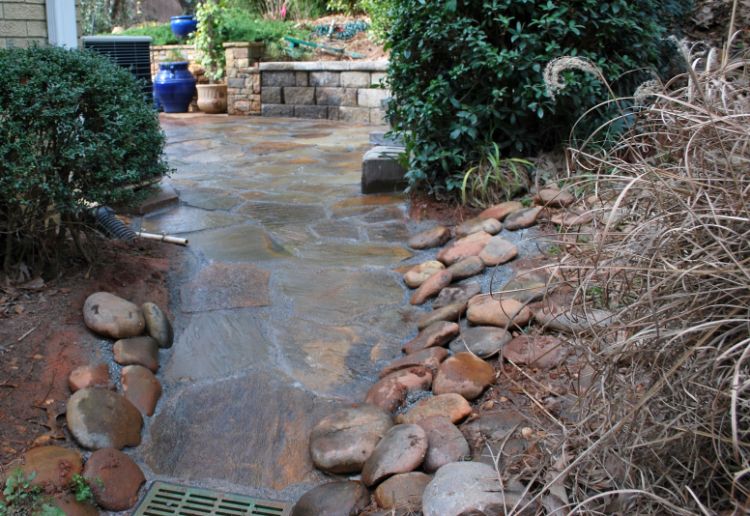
0, 0, 47, 48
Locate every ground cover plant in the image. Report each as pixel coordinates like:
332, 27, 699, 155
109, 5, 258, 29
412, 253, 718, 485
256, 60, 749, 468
385, 0, 693, 199
515, 21, 750, 513
0, 46, 168, 276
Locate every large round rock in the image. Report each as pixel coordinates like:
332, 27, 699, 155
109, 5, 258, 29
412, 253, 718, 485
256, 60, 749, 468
66, 388, 143, 450
374, 472, 432, 510
83, 448, 145, 511
432, 352, 496, 400
21, 446, 83, 489
449, 326, 511, 358
291, 482, 370, 516
310, 405, 393, 474
83, 292, 145, 339
142, 302, 173, 348
362, 424, 428, 486
422, 462, 528, 516
416, 416, 470, 473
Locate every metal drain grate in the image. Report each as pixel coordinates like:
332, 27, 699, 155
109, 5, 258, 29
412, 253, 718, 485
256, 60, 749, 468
133, 481, 292, 516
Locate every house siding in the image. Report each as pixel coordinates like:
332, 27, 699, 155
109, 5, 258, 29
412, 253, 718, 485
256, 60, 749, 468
0, 0, 82, 49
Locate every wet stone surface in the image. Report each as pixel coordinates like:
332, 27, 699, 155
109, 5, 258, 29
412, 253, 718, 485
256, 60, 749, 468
135, 116, 417, 502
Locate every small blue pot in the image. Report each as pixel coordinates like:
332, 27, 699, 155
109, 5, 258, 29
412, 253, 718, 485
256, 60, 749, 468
153, 62, 196, 113
170, 15, 197, 38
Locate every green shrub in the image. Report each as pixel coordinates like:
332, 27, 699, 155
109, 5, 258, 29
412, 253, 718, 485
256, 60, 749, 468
0, 46, 168, 273
386, 0, 673, 196
118, 22, 180, 45
360, 0, 393, 42
326, 0, 364, 14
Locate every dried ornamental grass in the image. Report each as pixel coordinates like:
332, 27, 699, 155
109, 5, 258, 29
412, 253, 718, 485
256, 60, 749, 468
521, 33, 750, 515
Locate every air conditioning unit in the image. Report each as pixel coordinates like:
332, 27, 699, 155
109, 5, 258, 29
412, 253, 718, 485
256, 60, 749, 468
82, 36, 153, 103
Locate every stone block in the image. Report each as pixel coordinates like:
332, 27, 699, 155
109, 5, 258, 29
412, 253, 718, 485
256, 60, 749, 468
316, 87, 357, 107
261, 86, 282, 104
231, 47, 249, 59
336, 106, 371, 124
236, 58, 249, 68
358, 88, 390, 108
0, 21, 28, 38
295, 71, 308, 86
371, 72, 387, 86
340, 71, 371, 88
227, 78, 244, 88
362, 146, 407, 194
248, 74, 261, 94
234, 100, 251, 113
310, 71, 340, 87
283, 87, 315, 105
249, 97, 261, 113
294, 105, 329, 119
370, 109, 388, 126
262, 104, 294, 117
262, 71, 296, 87
4, 3, 45, 20
26, 20, 46, 37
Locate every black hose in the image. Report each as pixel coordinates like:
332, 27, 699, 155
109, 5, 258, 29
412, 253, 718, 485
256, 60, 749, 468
93, 206, 137, 243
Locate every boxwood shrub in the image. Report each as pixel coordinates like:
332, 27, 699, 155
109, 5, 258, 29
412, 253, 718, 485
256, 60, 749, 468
0, 46, 168, 272
386, 0, 681, 195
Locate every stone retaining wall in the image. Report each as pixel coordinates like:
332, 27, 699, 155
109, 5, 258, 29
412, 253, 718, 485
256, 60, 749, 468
259, 61, 390, 124
151, 42, 388, 124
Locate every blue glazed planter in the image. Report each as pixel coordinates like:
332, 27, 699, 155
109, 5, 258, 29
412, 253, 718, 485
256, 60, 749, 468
170, 15, 197, 38
153, 62, 196, 113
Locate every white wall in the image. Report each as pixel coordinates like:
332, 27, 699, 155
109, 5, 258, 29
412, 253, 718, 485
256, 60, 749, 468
46, 0, 78, 48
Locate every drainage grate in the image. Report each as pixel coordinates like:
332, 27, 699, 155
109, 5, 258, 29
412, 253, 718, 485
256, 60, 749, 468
133, 481, 292, 516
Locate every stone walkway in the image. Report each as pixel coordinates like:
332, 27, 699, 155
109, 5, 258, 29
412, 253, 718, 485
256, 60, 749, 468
133, 115, 418, 502
132, 114, 543, 505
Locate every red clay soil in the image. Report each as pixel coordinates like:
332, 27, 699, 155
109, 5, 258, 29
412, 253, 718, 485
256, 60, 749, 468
408, 191, 482, 226
0, 240, 178, 468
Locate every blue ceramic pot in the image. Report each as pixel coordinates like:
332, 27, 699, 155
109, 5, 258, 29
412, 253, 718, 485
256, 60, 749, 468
153, 62, 196, 113
170, 15, 197, 38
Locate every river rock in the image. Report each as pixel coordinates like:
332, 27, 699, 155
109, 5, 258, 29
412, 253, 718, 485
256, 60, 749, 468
433, 282, 481, 309
479, 201, 523, 221
422, 462, 528, 516
142, 302, 173, 348
437, 231, 493, 266
396, 393, 471, 425
416, 416, 470, 473
83, 292, 145, 339
410, 269, 453, 305
113, 336, 159, 372
374, 472, 432, 510
365, 367, 433, 413
550, 209, 594, 226
455, 217, 502, 238
500, 270, 549, 303
534, 304, 615, 333
479, 235, 518, 266
449, 326, 511, 358
379, 347, 449, 378
122, 365, 162, 416
83, 448, 145, 511
403, 321, 459, 355
467, 296, 532, 328
21, 446, 83, 489
403, 261, 445, 289
416, 303, 465, 330
504, 206, 542, 230
362, 424, 428, 486
503, 335, 568, 369
446, 256, 485, 280
535, 187, 574, 208
309, 405, 393, 474
66, 388, 143, 450
432, 352, 495, 400
68, 363, 110, 392
291, 482, 370, 516
462, 409, 528, 454
408, 226, 451, 250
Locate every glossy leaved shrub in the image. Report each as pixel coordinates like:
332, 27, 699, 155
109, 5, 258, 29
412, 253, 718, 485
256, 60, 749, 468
0, 46, 168, 272
386, 0, 683, 195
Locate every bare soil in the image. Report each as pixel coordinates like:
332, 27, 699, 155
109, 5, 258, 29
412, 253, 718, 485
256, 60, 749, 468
0, 240, 177, 468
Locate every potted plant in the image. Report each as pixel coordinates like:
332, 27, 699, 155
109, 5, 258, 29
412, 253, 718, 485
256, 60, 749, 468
193, 0, 227, 114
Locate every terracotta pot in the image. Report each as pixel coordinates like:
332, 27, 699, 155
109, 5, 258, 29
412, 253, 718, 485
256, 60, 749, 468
196, 83, 227, 114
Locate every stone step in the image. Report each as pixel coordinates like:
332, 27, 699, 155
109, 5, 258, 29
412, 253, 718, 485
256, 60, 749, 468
362, 145, 407, 194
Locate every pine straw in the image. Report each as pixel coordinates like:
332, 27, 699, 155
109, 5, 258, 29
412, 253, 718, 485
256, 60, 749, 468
507, 37, 750, 515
